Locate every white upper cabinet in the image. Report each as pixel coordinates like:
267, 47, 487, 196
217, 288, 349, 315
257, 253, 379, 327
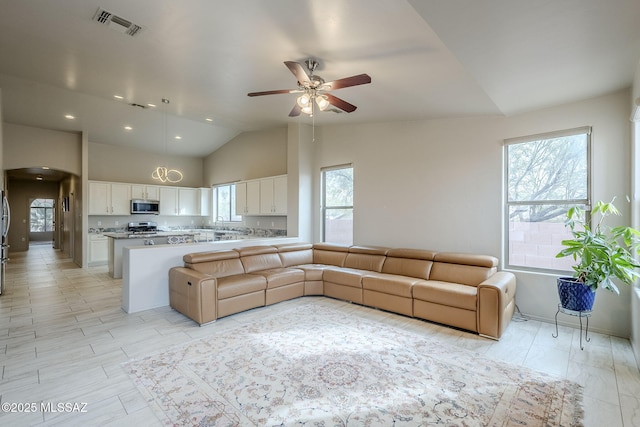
159, 187, 179, 216
199, 188, 212, 217
236, 175, 287, 216
260, 175, 287, 215
110, 183, 131, 215
88, 181, 109, 215
88, 181, 131, 215
131, 184, 160, 201
235, 180, 261, 216
178, 188, 199, 216
89, 181, 212, 217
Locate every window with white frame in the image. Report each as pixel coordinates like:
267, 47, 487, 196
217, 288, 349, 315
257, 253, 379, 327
213, 184, 242, 222
504, 126, 591, 272
322, 165, 354, 245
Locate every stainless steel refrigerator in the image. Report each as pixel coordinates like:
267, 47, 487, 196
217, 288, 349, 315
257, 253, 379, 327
0, 191, 10, 295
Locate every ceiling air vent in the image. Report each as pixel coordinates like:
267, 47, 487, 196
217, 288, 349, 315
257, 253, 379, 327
92, 8, 143, 37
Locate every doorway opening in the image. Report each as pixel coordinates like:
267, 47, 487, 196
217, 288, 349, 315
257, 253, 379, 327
29, 198, 55, 246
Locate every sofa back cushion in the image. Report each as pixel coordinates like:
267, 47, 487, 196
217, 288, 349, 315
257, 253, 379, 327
237, 246, 283, 273
382, 248, 436, 279
275, 243, 313, 267
313, 243, 349, 267
183, 250, 245, 278
344, 246, 389, 272
429, 252, 498, 286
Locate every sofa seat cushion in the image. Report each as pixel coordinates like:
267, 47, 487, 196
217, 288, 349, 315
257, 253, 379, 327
252, 267, 305, 289
412, 280, 477, 311
362, 273, 426, 298
323, 267, 366, 288
217, 274, 266, 299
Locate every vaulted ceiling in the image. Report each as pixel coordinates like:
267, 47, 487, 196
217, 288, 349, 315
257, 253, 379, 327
0, 0, 639, 158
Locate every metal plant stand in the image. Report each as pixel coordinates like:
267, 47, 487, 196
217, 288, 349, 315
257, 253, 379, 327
552, 304, 591, 350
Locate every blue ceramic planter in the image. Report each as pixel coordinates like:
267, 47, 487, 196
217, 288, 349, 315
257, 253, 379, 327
557, 277, 596, 311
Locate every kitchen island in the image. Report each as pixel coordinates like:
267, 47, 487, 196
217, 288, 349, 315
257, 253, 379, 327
121, 237, 299, 313
104, 231, 198, 278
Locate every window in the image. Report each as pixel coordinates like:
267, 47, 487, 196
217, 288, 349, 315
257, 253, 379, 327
322, 165, 353, 245
504, 127, 591, 272
30, 199, 55, 232
213, 184, 242, 222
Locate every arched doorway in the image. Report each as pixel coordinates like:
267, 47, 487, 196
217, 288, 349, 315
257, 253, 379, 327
29, 198, 55, 246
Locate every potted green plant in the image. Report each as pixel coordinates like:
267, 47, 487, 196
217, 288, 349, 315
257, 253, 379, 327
555, 199, 640, 311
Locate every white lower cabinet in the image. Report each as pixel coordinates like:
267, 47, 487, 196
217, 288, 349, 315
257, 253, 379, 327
88, 234, 108, 265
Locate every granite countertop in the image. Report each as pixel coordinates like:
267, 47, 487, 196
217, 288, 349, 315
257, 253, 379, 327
103, 231, 199, 240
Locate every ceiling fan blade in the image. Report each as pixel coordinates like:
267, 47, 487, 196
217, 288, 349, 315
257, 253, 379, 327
247, 89, 297, 97
284, 61, 311, 86
322, 74, 371, 91
289, 104, 301, 117
325, 93, 357, 113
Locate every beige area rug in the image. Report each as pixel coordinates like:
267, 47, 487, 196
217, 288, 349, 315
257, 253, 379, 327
125, 301, 584, 426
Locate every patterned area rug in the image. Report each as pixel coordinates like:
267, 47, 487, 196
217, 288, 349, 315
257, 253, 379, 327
125, 301, 584, 426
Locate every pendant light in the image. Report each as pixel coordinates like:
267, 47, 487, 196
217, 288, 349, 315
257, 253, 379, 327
152, 98, 183, 183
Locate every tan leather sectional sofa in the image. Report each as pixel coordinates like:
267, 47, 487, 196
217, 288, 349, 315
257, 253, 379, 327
168, 242, 516, 339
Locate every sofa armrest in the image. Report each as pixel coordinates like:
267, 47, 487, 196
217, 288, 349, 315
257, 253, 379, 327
477, 271, 516, 339
169, 267, 218, 325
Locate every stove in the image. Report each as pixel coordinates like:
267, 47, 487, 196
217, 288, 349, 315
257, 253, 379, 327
127, 221, 158, 234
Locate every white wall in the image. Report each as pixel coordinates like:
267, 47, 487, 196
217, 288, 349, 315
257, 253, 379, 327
315, 89, 632, 337
88, 141, 203, 187
631, 59, 640, 367
4, 123, 82, 175
203, 127, 287, 185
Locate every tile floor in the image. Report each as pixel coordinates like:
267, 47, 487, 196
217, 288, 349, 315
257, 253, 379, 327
1, 246, 640, 426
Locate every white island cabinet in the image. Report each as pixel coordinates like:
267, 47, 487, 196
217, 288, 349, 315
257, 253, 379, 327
122, 237, 300, 313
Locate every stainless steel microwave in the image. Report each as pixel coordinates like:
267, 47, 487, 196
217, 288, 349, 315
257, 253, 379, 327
131, 199, 160, 215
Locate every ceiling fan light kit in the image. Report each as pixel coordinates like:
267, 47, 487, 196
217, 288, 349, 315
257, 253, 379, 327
248, 59, 371, 117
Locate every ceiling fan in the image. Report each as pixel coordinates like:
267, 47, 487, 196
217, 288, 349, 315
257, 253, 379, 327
247, 59, 372, 117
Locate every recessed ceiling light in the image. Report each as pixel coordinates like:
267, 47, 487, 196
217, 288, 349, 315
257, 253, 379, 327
174, 136, 182, 140
124, 126, 132, 131
42, 166, 50, 170
205, 118, 213, 122
147, 103, 157, 108
65, 114, 75, 120
114, 95, 124, 100
36, 176, 43, 181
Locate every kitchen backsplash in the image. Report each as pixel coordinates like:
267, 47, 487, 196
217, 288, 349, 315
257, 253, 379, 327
87, 215, 287, 237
